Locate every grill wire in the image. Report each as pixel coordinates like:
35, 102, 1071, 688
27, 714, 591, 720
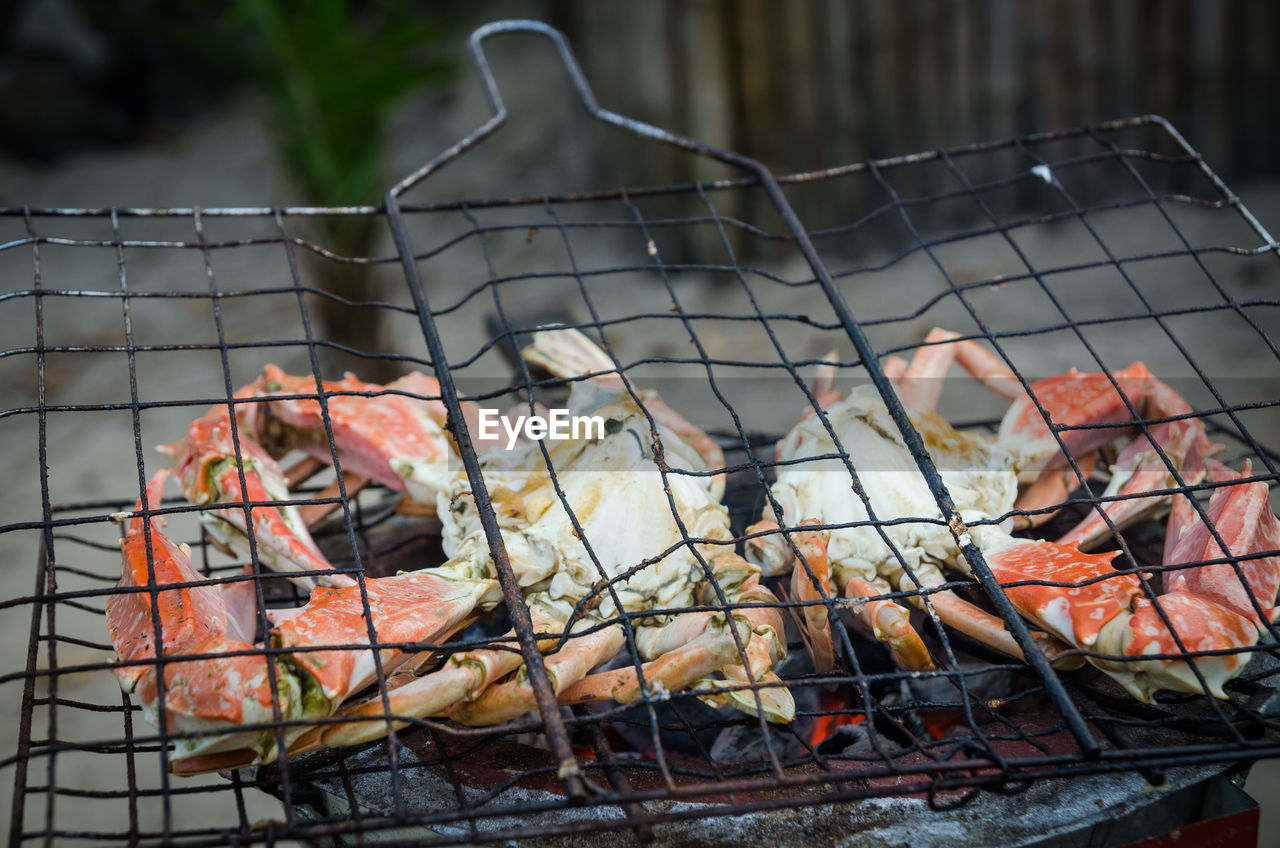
4, 21, 1280, 847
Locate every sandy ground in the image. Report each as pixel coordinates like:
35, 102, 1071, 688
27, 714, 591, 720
0, 33, 1277, 847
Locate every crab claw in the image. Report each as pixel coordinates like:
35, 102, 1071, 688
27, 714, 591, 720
1099, 591, 1258, 701
246, 364, 469, 506
273, 571, 501, 708
749, 519, 934, 673
982, 540, 1143, 650
983, 539, 1258, 701
171, 561, 498, 774
109, 471, 315, 769
165, 405, 352, 590
1164, 460, 1280, 626
1057, 418, 1217, 550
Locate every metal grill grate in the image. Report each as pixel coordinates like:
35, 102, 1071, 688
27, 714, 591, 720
3, 20, 1279, 847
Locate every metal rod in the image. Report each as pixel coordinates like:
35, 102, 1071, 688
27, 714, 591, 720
383, 190, 588, 798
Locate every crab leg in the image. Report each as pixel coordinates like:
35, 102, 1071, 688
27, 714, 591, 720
522, 325, 624, 390
997, 364, 1221, 535
558, 612, 746, 706
697, 554, 792, 723
847, 575, 946, 669
897, 328, 1025, 412
891, 331, 1103, 525
881, 355, 909, 383
1057, 419, 1213, 550
797, 350, 844, 418
753, 512, 1069, 671
851, 539, 1069, 669
297, 472, 370, 527
447, 619, 627, 726
161, 406, 352, 590
790, 522, 836, 672
1013, 454, 1097, 530
897, 328, 961, 411
314, 612, 561, 749
552, 562, 793, 724
748, 520, 935, 672
322, 602, 780, 742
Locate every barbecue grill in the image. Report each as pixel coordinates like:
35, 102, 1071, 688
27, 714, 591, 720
4, 19, 1278, 848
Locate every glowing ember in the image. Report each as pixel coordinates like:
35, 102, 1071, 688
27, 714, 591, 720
808, 709, 866, 747
920, 709, 964, 740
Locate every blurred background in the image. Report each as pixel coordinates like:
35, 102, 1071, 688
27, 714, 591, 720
6, 0, 1280, 189
3, 0, 1278, 362
2, 0, 1278, 843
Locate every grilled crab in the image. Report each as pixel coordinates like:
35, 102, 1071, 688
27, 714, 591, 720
756, 331, 1271, 701
748, 381, 1072, 673
320, 329, 791, 750
114, 333, 790, 770
106, 470, 500, 774
112, 366, 501, 773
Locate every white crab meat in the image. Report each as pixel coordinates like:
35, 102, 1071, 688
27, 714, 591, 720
768, 385, 1019, 588
438, 382, 731, 626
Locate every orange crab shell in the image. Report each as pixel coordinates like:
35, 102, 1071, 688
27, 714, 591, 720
985, 540, 1141, 649
1124, 591, 1257, 664
1166, 460, 1280, 626
1000, 362, 1155, 469
134, 640, 280, 728
272, 571, 498, 703
107, 471, 279, 725
109, 524, 232, 694
251, 364, 458, 494
160, 403, 349, 588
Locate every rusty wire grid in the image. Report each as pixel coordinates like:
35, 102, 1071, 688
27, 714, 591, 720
3, 19, 1280, 848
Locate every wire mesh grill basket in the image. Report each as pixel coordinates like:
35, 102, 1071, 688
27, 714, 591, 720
3, 20, 1278, 848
